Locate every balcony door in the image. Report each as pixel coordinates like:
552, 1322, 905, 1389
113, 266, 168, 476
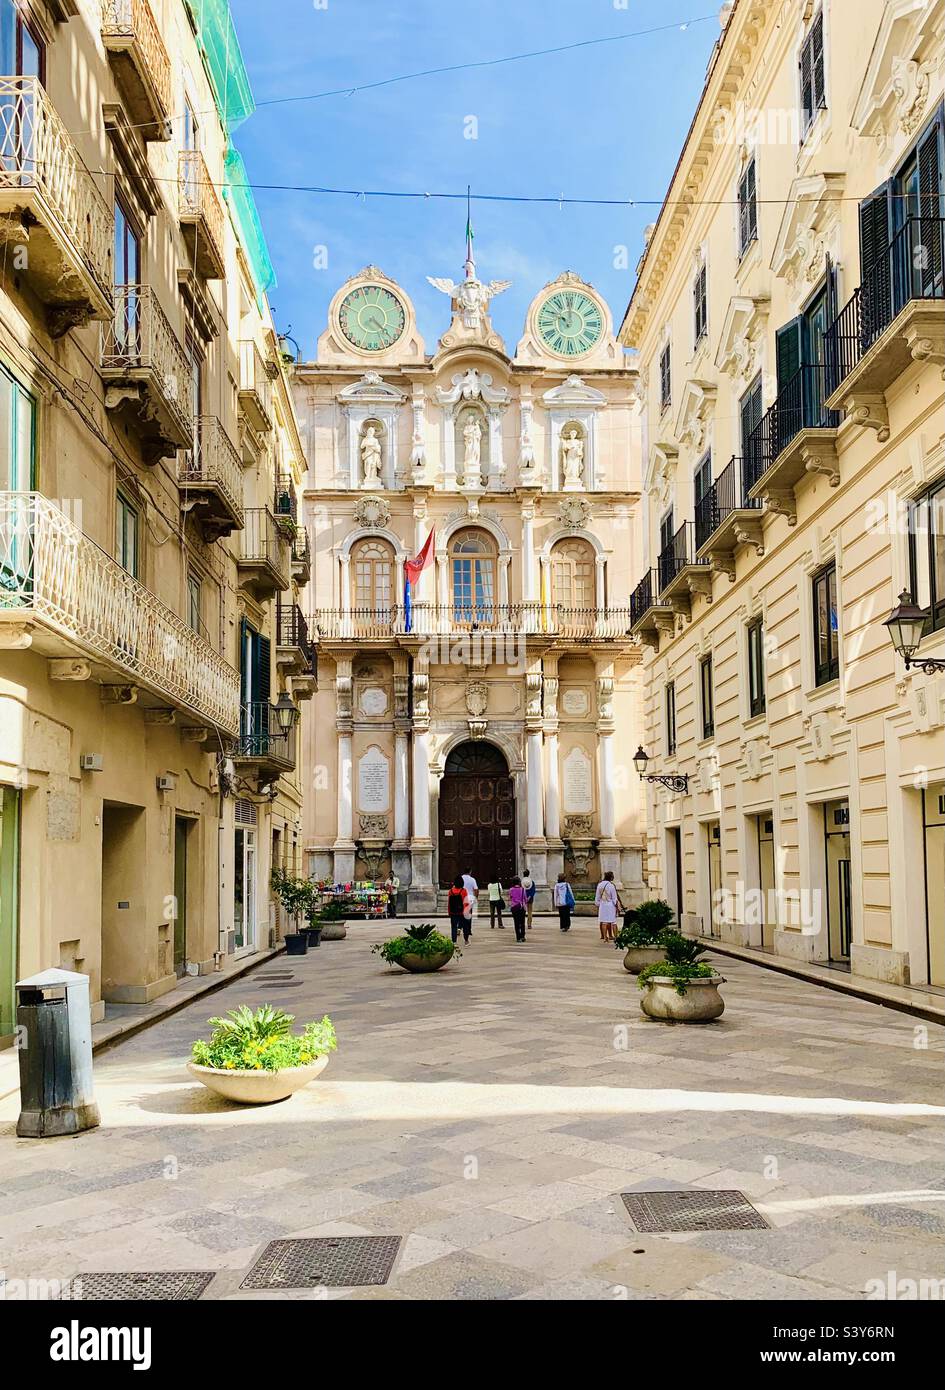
0, 0, 44, 82
113, 199, 141, 357
352, 537, 394, 633
451, 529, 496, 627
551, 539, 595, 627
240, 621, 272, 755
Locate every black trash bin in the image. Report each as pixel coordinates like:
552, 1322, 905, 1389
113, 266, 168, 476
15, 969, 101, 1138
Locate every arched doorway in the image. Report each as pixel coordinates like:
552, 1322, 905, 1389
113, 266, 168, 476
438, 741, 515, 888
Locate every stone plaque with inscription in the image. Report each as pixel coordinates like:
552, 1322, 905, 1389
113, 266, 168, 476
358, 745, 390, 813
562, 746, 593, 813
359, 686, 388, 717
561, 688, 590, 717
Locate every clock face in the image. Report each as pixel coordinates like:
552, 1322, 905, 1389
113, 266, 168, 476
338, 284, 406, 352
537, 289, 604, 357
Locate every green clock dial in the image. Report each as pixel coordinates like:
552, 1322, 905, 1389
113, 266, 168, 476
537, 289, 604, 357
339, 284, 406, 352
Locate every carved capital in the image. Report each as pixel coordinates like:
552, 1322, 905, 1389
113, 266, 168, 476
763, 491, 798, 527
845, 392, 890, 442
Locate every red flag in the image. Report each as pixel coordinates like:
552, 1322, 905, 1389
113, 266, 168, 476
405, 528, 435, 586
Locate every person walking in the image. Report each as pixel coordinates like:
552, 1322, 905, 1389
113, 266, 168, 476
595, 870, 622, 942
553, 873, 576, 932
461, 870, 479, 928
487, 877, 505, 928
521, 867, 536, 929
508, 878, 528, 942
447, 876, 472, 945
384, 873, 400, 917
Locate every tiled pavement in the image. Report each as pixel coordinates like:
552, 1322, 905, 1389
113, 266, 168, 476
0, 920, 943, 1301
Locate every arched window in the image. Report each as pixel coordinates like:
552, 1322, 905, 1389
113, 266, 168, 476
552, 539, 596, 614
451, 528, 497, 626
352, 538, 395, 631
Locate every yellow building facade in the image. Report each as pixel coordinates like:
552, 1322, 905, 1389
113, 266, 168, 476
619, 0, 944, 989
0, 0, 310, 1036
296, 259, 647, 910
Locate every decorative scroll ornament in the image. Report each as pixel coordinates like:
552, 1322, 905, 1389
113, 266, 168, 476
353, 495, 391, 528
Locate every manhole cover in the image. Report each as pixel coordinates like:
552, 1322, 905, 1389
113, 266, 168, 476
621, 1190, 769, 1232
242, 1236, 402, 1289
64, 1272, 216, 1300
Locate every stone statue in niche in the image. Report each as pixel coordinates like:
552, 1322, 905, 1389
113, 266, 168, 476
561, 428, 585, 490
462, 414, 483, 488
360, 423, 383, 490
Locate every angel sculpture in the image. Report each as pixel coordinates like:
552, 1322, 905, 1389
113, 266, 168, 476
427, 273, 512, 333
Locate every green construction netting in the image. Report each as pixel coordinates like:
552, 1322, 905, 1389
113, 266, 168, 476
183, 0, 255, 133
225, 146, 277, 295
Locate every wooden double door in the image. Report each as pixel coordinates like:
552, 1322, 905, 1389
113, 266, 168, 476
438, 744, 516, 888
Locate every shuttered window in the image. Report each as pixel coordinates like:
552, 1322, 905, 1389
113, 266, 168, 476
659, 343, 672, 412
799, 10, 826, 138
738, 158, 757, 258
747, 618, 766, 718
694, 262, 708, 346
812, 564, 840, 687
700, 656, 714, 741
665, 681, 677, 756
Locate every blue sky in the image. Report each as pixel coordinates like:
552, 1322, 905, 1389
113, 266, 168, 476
228, 0, 720, 359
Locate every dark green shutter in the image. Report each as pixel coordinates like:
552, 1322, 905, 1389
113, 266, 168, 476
811, 12, 825, 113
859, 182, 892, 337
254, 634, 271, 705
917, 112, 943, 296
776, 317, 803, 393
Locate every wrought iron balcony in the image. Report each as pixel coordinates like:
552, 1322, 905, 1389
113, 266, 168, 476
0, 492, 240, 734
238, 507, 292, 599
291, 526, 311, 585
694, 456, 764, 577
239, 340, 274, 433
178, 416, 244, 539
825, 216, 945, 416
274, 473, 298, 523
745, 364, 840, 519
101, 284, 193, 460
232, 700, 296, 775
629, 569, 672, 646
657, 521, 711, 615
101, 0, 172, 140
0, 76, 113, 334
178, 149, 225, 280
276, 600, 315, 675
308, 603, 635, 642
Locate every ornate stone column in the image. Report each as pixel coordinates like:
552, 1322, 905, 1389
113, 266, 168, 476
339, 553, 352, 639
521, 497, 537, 630
409, 664, 436, 909
543, 663, 564, 883
332, 658, 356, 883
392, 664, 411, 888
523, 667, 548, 904
596, 664, 620, 882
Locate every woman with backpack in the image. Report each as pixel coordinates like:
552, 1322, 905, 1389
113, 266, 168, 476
507, 877, 528, 942
447, 876, 472, 944
552, 873, 576, 932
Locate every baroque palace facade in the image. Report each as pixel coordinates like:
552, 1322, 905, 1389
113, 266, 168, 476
620, 0, 944, 988
295, 256, 646, 910
0, 0, 312, 1037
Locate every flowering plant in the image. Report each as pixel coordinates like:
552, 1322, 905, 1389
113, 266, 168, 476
191, 1005, 337, 1072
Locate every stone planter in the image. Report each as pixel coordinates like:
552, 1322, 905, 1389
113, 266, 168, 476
640, 974, 725, 1022
317, 921, 347, 941
622, 945, 667, 975
395, 949, 453, 973
284, 933, 307, 956
187, 1054, 330, 1105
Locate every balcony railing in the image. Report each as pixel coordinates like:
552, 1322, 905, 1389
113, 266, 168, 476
101, 0, 172, 139
309, 604, 635, 641
274, 473, 298, 523
291, 526, 311, 582
238, 507, 292, 596
658, 521, 706, 592
277, 600, 315, 671
239, 340, 274, 432
0, 493, 240, 734
744, 365, 840, 482
234, 700, 296, 770
101, 284, 193, 451
629, 571, 661, 627
825, 216, 945, 394
0, 76, 113, 326
178, 148, 225, 280
178, 416, 244, 534
695, 456, 761, 552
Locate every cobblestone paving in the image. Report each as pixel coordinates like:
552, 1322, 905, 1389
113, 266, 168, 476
1, 922, 942, 1301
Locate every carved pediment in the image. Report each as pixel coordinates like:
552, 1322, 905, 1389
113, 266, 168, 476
542, 374, 607, 408
435, 368, 510, 407
715, 295, 770, 383
644, 443, 678, 514
674, 380, 716, 452
852, 0, 943, 143
338, 372, 406, 405
771, 174, 845, 288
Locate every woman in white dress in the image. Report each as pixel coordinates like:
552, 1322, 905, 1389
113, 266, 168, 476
594, 871, 622, 943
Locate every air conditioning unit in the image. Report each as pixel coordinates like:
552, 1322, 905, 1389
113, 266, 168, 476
156, 774, 176, 793
79, 754, 103, 772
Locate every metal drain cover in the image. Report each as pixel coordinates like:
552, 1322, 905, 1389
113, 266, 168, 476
242, 1236, 402, 1289
621, 1189, 769, 1232
64, 1271, 216, 1300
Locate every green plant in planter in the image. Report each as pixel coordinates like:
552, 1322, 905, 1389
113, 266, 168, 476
316, 901, 349, 922
625, 898, 676, 932
191, 1005, 337, 1072
637, 934, 716, 995
272, 870, 318, 930
371, 922, 460, 964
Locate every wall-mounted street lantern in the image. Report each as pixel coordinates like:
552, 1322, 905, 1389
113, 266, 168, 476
883, 591, 945, 675
274, 691, 300, 734
633, 745, 690, 795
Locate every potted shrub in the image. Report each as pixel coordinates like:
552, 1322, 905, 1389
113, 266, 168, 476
188, 1005, 337, 1104
314, 900, 348, 941
371, 923, 458, 974
637, 935, 725, 1022
614, 899, 676, 973
272, 869, 315, 954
